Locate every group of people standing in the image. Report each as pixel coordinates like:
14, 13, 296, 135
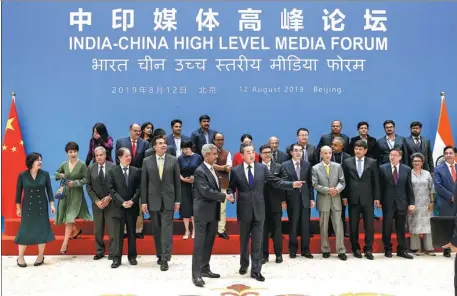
12, 115, 457, 288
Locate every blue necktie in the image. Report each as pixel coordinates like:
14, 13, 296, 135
123, 167, 128, 187
248, 165, 254, 187
357, 159, 363, 177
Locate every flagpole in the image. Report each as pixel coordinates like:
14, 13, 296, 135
441, 91, 445, 100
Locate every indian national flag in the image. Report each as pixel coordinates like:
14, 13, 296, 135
432, 92, 455, 165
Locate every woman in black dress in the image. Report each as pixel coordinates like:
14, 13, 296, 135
15, 152, 56, 267
178, 140, 202, 239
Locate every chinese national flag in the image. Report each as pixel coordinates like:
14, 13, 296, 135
1, 94, 26, 219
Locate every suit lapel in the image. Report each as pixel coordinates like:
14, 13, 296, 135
300, 160, 307, 181
202, 164, 219, 189
386, 165, 395, 186
239, 165, 251, 189
320, 163, 330, 182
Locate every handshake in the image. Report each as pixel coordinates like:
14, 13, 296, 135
226, 193, 235, 204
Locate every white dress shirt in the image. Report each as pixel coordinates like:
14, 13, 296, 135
391, 163, 400, 174
446, 161, 457, 176
262, 161, 271, 170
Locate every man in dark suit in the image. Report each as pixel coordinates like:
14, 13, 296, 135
145, 128, 177, 157
190, 114, 217, 156
115, 123, 151, 168
376, 120, 407, 165
328, 137, 351, 237
107, 147, 141, 268
379, 148, 415, 259
116, 123, 151, 239
282, 143, 315, 259
86, 146, 116, 260
167, 119, 190, 158
141, 135, 181, 271
268, 136, 288, 164
404, 121, 434, 173
434, 145, 457, 257
286, 128, 317, 165
348, 121, 378, 160
442, 182, 457, 296
259, 144, 288, 264
191, 144, 235, 287
228, 143, 302, 282
316, 120, 350, 154
343, 140, 380, 260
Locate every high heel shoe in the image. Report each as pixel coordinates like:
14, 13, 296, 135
60, 245, 68, 255
70, 229, 82, 240
17, 258, 27, 268
34, 257, 45, 266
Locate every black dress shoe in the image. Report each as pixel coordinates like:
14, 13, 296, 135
275, 256, 283, 263
251, 272, 265, 282
444, 249, 451, 258
111, 261, 121, 268
323, 252, 330, 258
338, 253, 347, 261
157, 258, 162, 265
218, 232, 229, 239
301, 252, 313, 259
135, 233, 144, 239
128, 258, 138, 265
385, 251, 393, 258
289, 253, 297, 259
34, 257, 45, 266
353, 250, 362, 258
239, 266, 248, 275
17, 259, 27, 268
201, 271, 220, 278
93, 253, 105, 260
192, 277, 205, 287
262, 257, 269, 264
108, 255, 113, 260
160, 261, 169, 271
364, 252, 374, 260
397, 251, 413, 259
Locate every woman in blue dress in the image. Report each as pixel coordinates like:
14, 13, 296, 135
15, 152, 56, 267
178, 140, 202, 239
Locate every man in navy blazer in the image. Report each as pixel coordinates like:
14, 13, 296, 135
434, 146, 457, 257
167, 119, 190, 157
115, 123, 151, 169
190, 114, 217, 156
228, 143, 303, 282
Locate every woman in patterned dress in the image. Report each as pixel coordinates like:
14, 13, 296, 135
408, 152, 435, 256
15, 152, 55, 267
54, 142, 92, 254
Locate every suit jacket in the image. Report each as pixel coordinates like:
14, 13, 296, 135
286, 143, 317, 165
193, 163, 226, 222
107, 165, 141, 218
317, 133, 351, 154
166, 134, 190, 151
312, 162, 345, 212
283, 159, 314, 208
263, 162, 288, 213
115, 137, 151, 168
434, 162, 457, 211
140, 154, 181, 212
86, 161, 115, 203
229, 162, 293, 222
190, 128, 217, 155
348, 135, 378, 159
271, 150, 288, 164
404, 135, 434, 173
376, 135, 407, 165
378, 163, 414, 211
144, 145, 177, 158
343, 157, 380, 206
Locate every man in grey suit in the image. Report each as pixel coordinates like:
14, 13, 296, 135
312, 145, 347, 260
86, 146, 115, 260
228, 143, 303, 282
141, 135, 181, 271
191, 144, 234, 287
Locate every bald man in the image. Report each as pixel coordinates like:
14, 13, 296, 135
312, 146, 347, 260
269, 137, 288, 164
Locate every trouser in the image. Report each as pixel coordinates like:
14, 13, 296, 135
319, 210, 346, 254
410, 233, 433, 251
218, 188, 227, 233
124, 206, 143, 234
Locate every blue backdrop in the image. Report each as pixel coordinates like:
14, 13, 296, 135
2, 2, 457, 220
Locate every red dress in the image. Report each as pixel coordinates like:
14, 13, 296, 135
232, 152, 260, 167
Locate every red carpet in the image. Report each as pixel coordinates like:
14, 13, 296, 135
1, 218, 419, 256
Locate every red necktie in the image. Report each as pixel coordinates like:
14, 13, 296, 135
451, 164, 457, 183
132, 140, 137, 157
